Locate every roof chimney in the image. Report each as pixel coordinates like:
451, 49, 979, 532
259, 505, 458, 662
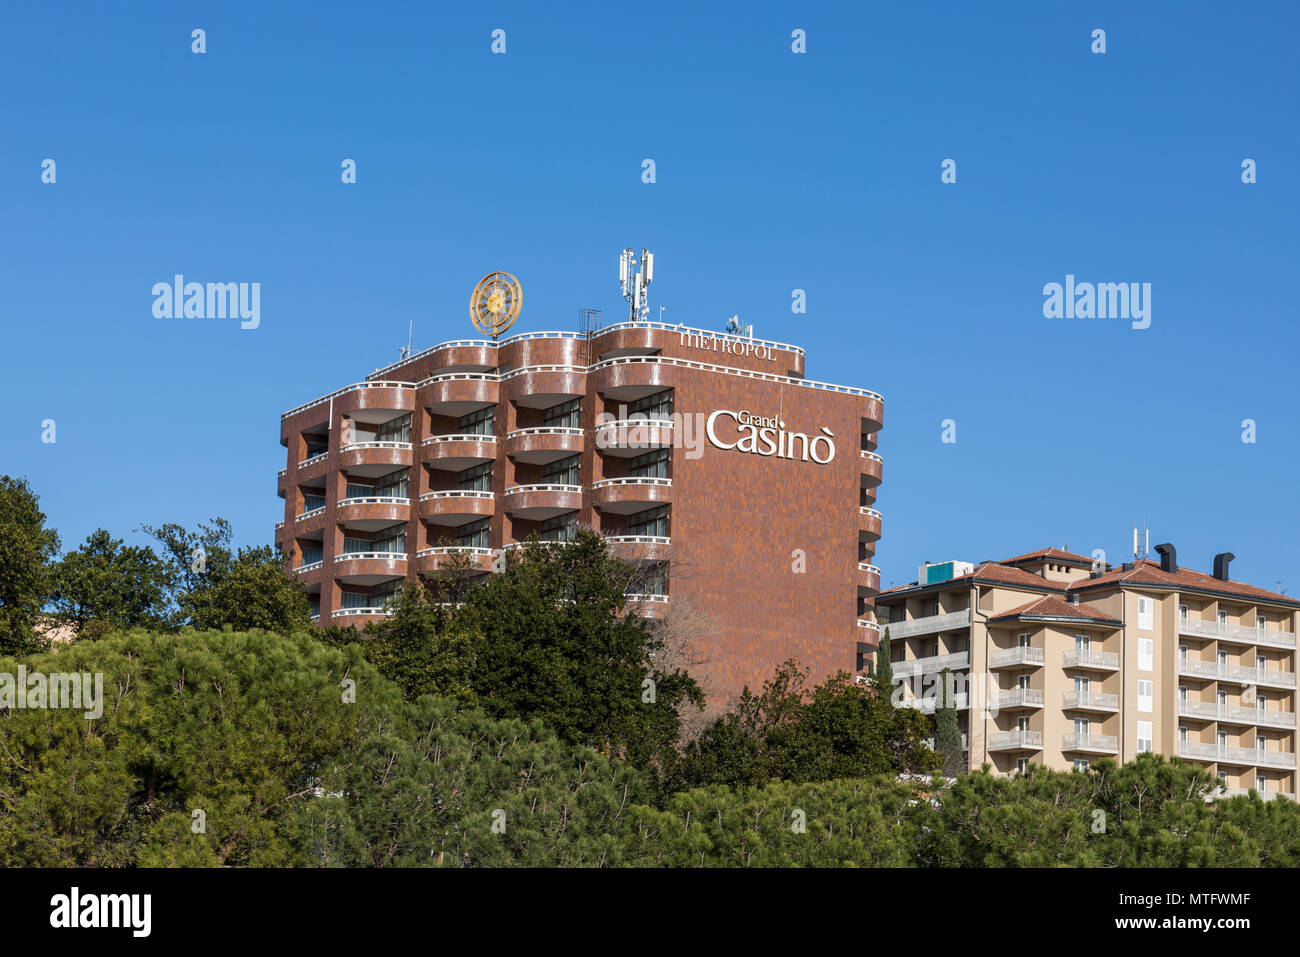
1154, 543, 1177, 574
1069, 593, 1079, 605
1213, 552, 1235, 581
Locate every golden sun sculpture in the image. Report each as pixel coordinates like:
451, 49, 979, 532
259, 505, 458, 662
469, 271, 522, 339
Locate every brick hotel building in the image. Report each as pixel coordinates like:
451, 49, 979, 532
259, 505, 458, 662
877, 547, 1300, 798
276, 320, 884, 705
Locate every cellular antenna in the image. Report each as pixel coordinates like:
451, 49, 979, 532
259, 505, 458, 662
620, 247, 654, 322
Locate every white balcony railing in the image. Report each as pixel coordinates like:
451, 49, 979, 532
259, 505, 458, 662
334, 551, 407, 562
1062, 649, 1120, 670
339, 441, 412, 453
988, 730, 1043, 751
891, 651, 970, 678
881, 610, 971, 640
591, 477, 672, 489
1061, 733, 1118, 754
1179, 741, 1296, 770
1180, 616, 1296, 649
337, 496, 410, 507
993, 688, 1044, 709
331, 607, 394, 619
420, 489, 494, 501
1179, 700, 1297, 728
1062, 691, 1120, 711
422, 433, 498, 445
1178, 658, 1296, 688
990, 645, 1045, 668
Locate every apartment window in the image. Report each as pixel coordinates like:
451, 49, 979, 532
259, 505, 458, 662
1218, 610, 1229, 634
1257, 774, 1267, 793
1075, 633, 1090, 653
1179, 644, 1188, 663
630, 562, 668, 596
1179, 604, 1188, 628
1018, 674, 1030, 691
339, 591, 370, 609
342, 536, 371, 554
628, 448, 670, 479
1257, 734, 1266, 753
1016, 758, 1028, 775
1257, 615, 1266, 634
459, 463, 493, 492
628, 390, 672, 420
1074, 676, 1090, 695
372, 580, 402, 608
1073, 759, 1090, 772
537, 513, 578, 543
1217, 771, 1228, 786
1179, 726, 1188, 744
299, 545, 323, 566
372, 528, 406, 554
302, 493, 326, 512
1138, 637, 1154, 672
458, 407, 495, 436
376, 413, 411, 444
1218, 730, 1227, 751
543, 399, 581, 429
1258, 692, 1267, 713
1257, 654, 1267, 674
929, 601, 940, 617
1218, 649, 1228, 669
345, 481, 374, 499
1074, 717, 1090, 736
1018, 632, 1031, 648
374, 468, 408, 499
1137, 720, 1153, 753
1218, 689, 1228, 710
627, 505, 669, 539
456, 518, 490, 550
309, 595, 320, 618
541, 455, 580, 487
1017, 716, 1030, 732
1179, 685, 1187, 705
1137, 596, 1154, 631
1137, 680, 1153, 713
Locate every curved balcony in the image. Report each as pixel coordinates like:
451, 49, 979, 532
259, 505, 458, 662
332, 552, 409, 585
594, 418, 675, 458
282, 380, 415, 433
624, 593, 670, 620
338, 441, 413, 476
859, 395, 885, 435
859, 507, 882, 542
414, 545, 496, 575
330, 607, 395, 627
502, 484, 583, 520
857, 618, 881, 640
296, 452, 330, 485
421, 434, 498, 471
419, 489, 496, 525
592, 477, 672, 515
501, 365, 587, 409
277, 468, 286, 498
605, 535, 672, 563
292, 505, 328, 535
335, 496, 411, 531
504, 427, 585, 464
860, 451, 883, 488
428, 340, 498, 372
857, 562, 881, 596
423, 373, 499, 416
589, 357, 677, 401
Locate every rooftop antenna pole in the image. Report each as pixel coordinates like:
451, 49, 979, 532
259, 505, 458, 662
620, 246, 653, 323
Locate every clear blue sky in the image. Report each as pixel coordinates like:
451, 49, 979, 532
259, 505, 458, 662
3, 2, 1297, 592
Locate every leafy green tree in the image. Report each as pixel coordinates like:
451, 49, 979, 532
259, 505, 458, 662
139, 517, 235, 625
0, 476, 60, 655
48, 529, 168, 639
183, 544, 314, 633
932, 666, 965, 777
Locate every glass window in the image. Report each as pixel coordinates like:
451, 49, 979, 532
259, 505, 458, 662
458, 407, 495, 436
372, 528, 406, 554
628, 390, 672, 420
1137, 720, 1153, 753
627, 505, 669, 538
630, 562, 668, 596
345, 482, 373, 499
542, 399, 581, 429
456, 518, 491, 549
1137, 596, 1154, 631
628, 448, 669, 479
1137, 679, 1153, 713
299, 545, 323, 566
340, 591, 370, 609
302, 493, 326, 512
374, 468, 408, 499
459, 463, 493, 492
376, 413, 411, 443
537, 512, 578, 542
541, 455, 580, 486
1138, 637, 1153, 672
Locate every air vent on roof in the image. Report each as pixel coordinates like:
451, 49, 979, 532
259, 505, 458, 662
1121, 562, 1135, 572
1213, 552, 1235, 581
1155, 543, 1177, 574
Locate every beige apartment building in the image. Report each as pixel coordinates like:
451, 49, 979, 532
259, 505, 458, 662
875, 546, 1299, 799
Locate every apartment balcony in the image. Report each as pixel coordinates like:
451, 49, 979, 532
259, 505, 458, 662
332, 381, 416, 418
335, 496, 410, 531
994, 688, 1044, 711
903, 692, 969, 714
426, 340, 497, 371
504, 427, 585, 464
330, 607, 394, 626
293, 505, 328, 534
296, 451, 330, 485
1221, 788, 1296, 802
990, 645, 1045, 669
594, 418, 675, 457
419, 489, 495, 525
502, 365, 586, 408
858, 507, 882, 542
624, 593, 669, 619
423, 372, 499, 415
857, 562, 881, 596
338, 441, 413, 475
1062, 734, 1119, 755
923, 734, 969, 752
589, 356, 677, 401
421, 434, 497, 470
860, 450, 883, 488
1062, 691, 1120, 714
1178, 658, 1296, 689
293, 559, 324, 576
1215, 746, 1297, 770
857, 617, 881, 639
1179, 699, 1297, 729
502, 483, 583, 520
277, 468, 286, 497
414, 545, 496, 575
892, 651, 970, 678
988, 730, 1043, 752
1180, 616, 1296, 651
332, 552, 408, 585
604, 535, 672, 563
883, 610, 971, 640
592, 477, 672, 515
1062, 649, 1120, 672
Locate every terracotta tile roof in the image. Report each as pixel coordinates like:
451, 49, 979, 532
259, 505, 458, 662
1070, 559, 1299, 607
989, 595, 1121, 625
1002, 547, 1097, 567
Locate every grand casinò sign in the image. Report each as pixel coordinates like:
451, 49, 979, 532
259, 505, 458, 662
705, 410, 836, 464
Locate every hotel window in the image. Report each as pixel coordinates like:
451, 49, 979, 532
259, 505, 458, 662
375, 468, 409, 499
1218, 610, 1228, 632
342, 536, 371, 554
629, 449, 669, 479
1138, 596, 1154, 631
459, 463, 493, 492
458, 407, 495, 436
309, 596, 320, 618
372, 528, 406, 554
456, 518, 490, 550
372, 580, 402, 608
543, 399, 581, 429
628, 390, 672, 420
631, 562, 668, 596
376, 413, 411, 444
537, 513, 578, 543
1257, 774, 1267, 793
1138, 638, 1153, 672
345, 481, 374, 499
299, 545, 323, 566
1073, 759, 1089, 772
1137, 721, 1153, 753
1018, 632, 1031, 648
1074, 717, 1090, 736
1257, 734, 1266, 753
340, 591, 370, 609
1137, 680, 1153, 713
541, 455, 580, 486
628, 505, 669, 539
1016, 758, 1028, 775
1258, 614, 1266, 633
302, 493, 326, 512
